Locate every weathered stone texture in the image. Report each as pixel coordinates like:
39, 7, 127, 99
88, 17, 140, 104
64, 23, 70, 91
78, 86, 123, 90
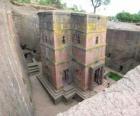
13, 10, 39, 49
57, 65, 140, 116
12, 10, 40, 60
106, 22, 140, 74
0, 9, 33, 116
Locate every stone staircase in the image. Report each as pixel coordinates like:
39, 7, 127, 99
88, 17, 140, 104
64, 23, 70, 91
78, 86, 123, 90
27, 58, 40, 75
76, 87, 97, 99
63, 85, 76, 100
37, 76, 63, 100
37, 74, 110, 104
102, 79, 109, 87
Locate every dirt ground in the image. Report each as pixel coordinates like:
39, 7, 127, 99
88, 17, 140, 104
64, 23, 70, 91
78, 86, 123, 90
30, 76, 78, 116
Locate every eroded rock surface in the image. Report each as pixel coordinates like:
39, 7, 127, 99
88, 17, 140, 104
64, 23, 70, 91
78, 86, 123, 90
58, 65, 140, 116
0, 9, 33, 116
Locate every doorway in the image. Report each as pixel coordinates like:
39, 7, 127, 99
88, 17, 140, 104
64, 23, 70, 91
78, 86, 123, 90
94, 67, 103, 85
63, 69, 70, 85
88, 66, 104, 90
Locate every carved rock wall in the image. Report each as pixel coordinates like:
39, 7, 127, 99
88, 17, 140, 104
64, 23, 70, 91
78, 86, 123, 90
0, 9, 33, 116
106, 22, 140, 74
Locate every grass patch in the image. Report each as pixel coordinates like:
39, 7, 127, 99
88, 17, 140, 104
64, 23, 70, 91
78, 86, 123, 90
107, 72, 122, 81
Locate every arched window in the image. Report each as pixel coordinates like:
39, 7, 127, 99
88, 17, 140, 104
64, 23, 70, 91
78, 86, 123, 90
62, 36, 65, 44
95, 36, 99, 44
77, 34, 80, 44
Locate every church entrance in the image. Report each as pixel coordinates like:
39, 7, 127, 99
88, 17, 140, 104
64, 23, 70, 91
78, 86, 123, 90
94, 68, 103, 85
63, 69, 71, 85
88, 66, 104, 90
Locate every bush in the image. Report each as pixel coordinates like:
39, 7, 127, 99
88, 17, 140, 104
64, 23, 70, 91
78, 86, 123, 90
39, 0, 56, 5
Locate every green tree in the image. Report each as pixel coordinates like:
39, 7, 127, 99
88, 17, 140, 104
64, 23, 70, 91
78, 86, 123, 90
116, 12, 132, 22
15, 0, 30, 3
91, 0, 110, 13
39, 0, 61, 5
116, 12, 140, 23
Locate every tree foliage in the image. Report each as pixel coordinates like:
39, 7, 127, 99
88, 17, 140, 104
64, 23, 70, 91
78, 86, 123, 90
15, 0, 30, 3
14, 0, 84, 10
91, 0, 110, 13
39, 0, 61, 5
66, 5, 85, 12
116, 12, 140, 23
15, 0, 63, 8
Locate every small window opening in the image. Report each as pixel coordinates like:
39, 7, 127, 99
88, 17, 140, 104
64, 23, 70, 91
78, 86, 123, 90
77, 34, 80, 44
72, 58, 75, 61
21, 44, 26, 50
95, 36, 99, 44
33, 50, 36, 53
24, 53, 28, 59
107, 53, 111, 57
76, 69, 79, 73
62, 36, 65, 44
119, 65, 123, 71
63, 69, 69, 82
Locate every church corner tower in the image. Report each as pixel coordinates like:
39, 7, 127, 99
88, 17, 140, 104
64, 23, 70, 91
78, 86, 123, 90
38, 11, 71, 90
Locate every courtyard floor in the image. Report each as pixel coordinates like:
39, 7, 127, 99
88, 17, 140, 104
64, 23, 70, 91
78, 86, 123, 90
30, 75, 78, 116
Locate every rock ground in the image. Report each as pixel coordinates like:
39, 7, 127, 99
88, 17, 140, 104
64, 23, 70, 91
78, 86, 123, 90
30, 76, 78, 116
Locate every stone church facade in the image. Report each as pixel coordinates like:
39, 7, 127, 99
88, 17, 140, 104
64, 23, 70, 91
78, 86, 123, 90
38, 11, 107, 92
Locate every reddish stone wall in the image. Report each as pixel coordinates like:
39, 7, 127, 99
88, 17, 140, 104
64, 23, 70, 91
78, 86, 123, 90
71, 61, 86, 90
72, 32, 86, 48
55, 63, 70, 89
86, 32, 106, 48
55, 48, 71, 63
72, 47, 86, 64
